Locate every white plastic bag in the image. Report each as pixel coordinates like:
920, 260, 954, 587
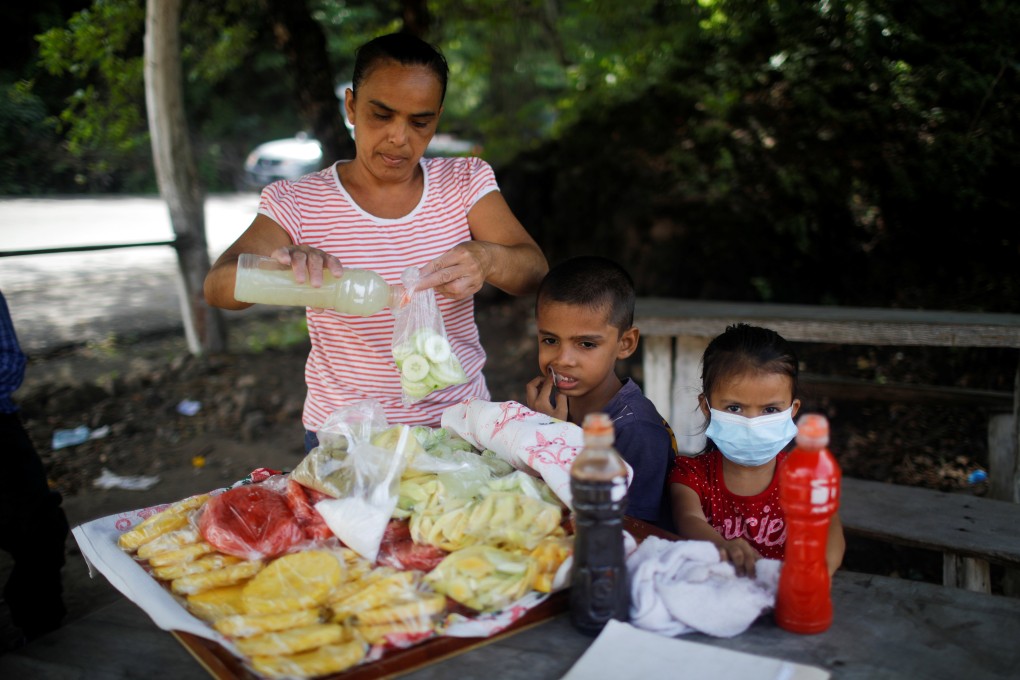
391, 266, 469, 403
314, 424, 417, 562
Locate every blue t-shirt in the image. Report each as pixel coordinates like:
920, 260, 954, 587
604, 378, 677, 527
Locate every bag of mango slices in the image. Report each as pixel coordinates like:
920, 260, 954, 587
391, 266, 469, 404
425, 545, 536, 613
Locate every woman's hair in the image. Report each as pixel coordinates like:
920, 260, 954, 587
701, 323, 799, 402
352, 33, 449, 104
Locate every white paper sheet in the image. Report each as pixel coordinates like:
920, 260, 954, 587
560, 619, 830, 680
71, 510, 240, 654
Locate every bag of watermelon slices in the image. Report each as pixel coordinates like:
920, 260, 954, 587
391, 266, 469, 404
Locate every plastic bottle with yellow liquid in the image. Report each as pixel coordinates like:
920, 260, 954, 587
233, 253, 403, 316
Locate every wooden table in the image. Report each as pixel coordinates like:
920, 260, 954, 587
2, 570, 1018, 679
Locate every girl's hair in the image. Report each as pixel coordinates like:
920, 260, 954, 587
352, 33, 449, 104
701, 323, 799, 401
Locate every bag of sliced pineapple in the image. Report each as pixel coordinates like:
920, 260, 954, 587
391, 266, 469, 404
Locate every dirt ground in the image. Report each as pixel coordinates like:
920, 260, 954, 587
0, 292, 1007, 649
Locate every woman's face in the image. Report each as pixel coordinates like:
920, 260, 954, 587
344, 61, 444, 182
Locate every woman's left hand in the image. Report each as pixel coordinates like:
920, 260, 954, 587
417, 241, 492, 300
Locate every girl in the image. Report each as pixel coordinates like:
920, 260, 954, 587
669, 323, 845, 577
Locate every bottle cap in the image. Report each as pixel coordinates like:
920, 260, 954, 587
582, 412, 614, 437
796, 413, 829, 448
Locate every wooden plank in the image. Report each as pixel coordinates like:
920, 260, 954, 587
943, 553, 992, 592
800, 374, 1013, 409
634, 298, 1020, 348
691, 571, 1020, 680
10, 570, 1020, 680
989, 413, 1019, 502
839, 477, 1020, 568
641, 335, 673, 423
672, 335, 709, 454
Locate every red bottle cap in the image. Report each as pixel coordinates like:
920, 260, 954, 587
796, 413, 830, 449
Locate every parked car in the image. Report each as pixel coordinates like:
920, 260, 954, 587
243, 84, 481, 188
243, 133, 324, 188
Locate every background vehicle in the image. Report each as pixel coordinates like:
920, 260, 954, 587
242, 133, 324, 188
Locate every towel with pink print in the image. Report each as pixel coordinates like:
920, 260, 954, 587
440, 397, 634, 509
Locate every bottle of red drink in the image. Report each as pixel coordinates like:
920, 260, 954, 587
775, 413, 841, 634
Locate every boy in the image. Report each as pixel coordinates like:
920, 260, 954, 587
525, 256, 676, 527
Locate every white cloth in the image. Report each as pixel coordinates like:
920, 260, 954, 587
627, 536, 780, 638
442, 398, 633, 509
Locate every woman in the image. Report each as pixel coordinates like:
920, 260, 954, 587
204, 33, 547, 443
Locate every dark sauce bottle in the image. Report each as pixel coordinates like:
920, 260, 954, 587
569, 412, 630, 635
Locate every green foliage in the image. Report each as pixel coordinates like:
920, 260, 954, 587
426, 0, 704, 165
0, 81, 75, 194
500, 0, 1019, 312
31, 0, 306, 192
7, 0, 1019, 313
239, 315, 309, 352
36, 0, 152, 191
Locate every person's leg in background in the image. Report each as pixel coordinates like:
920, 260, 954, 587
0, 411, 69, 644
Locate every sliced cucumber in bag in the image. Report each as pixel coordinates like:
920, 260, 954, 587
394, 330, 468, 399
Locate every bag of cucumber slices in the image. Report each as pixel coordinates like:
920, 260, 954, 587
392, 267, 469, 404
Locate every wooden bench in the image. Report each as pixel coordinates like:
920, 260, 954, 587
840, 477, 1020, 592
633, 298, 1020, 504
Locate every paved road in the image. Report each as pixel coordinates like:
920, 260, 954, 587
0, 193, 262, 355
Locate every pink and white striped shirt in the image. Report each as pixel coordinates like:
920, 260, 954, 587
258, 156, 497, 429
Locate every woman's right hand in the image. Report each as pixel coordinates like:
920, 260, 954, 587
717, 538, 761, 578
270, 246, 344, 287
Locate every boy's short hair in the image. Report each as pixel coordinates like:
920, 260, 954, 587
537, 256, 636, 330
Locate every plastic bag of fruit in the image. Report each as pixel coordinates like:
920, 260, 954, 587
391, 266, 469, 404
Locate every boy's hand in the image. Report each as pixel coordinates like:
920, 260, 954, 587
525, 371, 568, 420
718, 538, 761, 578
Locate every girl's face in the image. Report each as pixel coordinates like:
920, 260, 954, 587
344, 61, 443, 182
700, 370, 800, 420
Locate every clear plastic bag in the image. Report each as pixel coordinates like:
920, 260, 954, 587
288, 400, 423, 562
313, 423, 419, 563
391, 267, 469, 404
289, 400, 391, 498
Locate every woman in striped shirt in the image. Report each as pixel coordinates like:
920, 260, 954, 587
205, 33, 547, 443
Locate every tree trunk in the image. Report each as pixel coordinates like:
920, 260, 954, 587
264, 0, 353, 165
144, 0, 226, 355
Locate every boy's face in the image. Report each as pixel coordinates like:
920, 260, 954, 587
536, 299, 638, 401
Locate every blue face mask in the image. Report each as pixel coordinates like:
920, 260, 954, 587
705, 405, 798, 467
